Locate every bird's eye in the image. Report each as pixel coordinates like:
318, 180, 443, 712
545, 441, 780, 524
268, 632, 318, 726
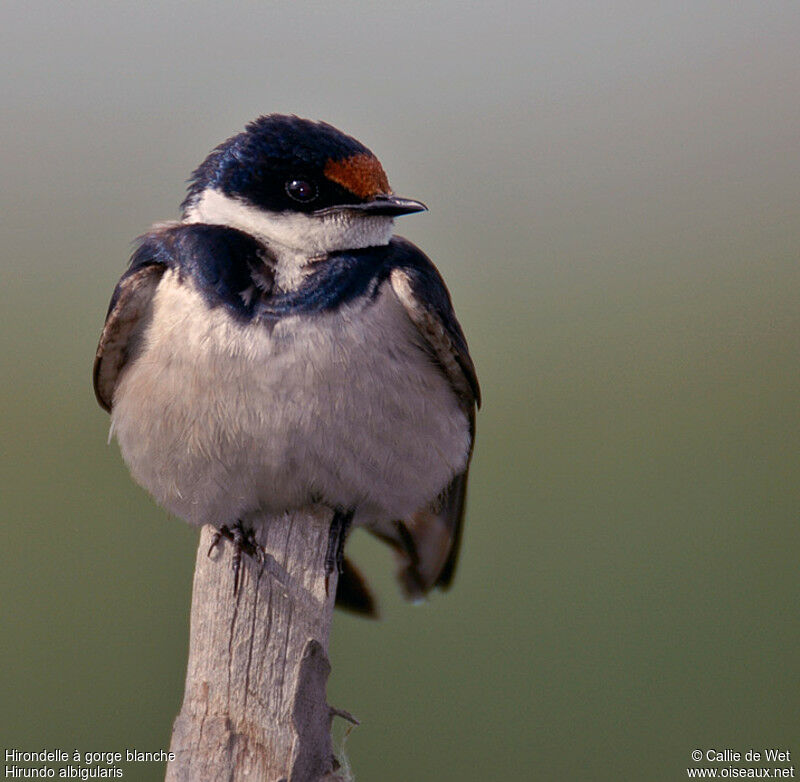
285, 179, 318, 203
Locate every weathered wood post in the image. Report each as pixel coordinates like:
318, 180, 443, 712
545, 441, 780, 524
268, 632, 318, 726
166, 506, 351, 781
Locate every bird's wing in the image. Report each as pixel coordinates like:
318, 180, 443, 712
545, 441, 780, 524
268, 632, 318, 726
385, 244, 480, 597
93, 262, 166, 412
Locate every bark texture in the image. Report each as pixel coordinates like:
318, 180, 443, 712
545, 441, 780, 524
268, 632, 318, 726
166, 506, 348, 782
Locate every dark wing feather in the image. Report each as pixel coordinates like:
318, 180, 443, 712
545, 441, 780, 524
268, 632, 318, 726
386, 250, 479, 595
390, 265, 480, 417
335, 557, 379, 618
93, 263, 165, 412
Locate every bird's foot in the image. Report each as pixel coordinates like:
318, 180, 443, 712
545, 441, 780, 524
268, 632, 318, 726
207, 521, 263, 596
325, 509, 354, 595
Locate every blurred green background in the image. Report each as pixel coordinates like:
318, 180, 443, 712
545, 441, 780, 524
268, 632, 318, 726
1, 2, 798, 780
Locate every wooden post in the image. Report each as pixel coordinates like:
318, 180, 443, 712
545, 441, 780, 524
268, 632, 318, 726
165, 506, 351, 782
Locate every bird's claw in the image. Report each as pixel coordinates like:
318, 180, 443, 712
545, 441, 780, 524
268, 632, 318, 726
207, 521, 263, 596
325, 509, 354, 595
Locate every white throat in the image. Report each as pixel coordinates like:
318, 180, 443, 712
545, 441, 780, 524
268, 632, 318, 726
184, 188, 394, 289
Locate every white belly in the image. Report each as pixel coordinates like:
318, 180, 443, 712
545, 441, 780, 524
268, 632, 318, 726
111, 269, 471, 528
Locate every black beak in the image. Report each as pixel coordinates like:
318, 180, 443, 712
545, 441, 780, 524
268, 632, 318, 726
316, 194, 428, 217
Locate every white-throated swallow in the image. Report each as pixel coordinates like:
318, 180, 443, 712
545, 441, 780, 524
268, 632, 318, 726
94, 114, 480, 613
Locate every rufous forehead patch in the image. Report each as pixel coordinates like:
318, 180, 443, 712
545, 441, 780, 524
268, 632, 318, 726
324, 153, 390, 199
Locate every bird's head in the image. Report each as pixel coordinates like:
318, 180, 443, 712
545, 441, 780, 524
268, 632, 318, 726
182, 114, 426, 256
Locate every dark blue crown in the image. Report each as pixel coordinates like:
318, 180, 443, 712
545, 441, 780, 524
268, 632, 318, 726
182, 115, 374, 213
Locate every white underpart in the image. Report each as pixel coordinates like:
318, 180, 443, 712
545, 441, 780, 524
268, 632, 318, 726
111, 269, 471, 529
185, 188, 395, 289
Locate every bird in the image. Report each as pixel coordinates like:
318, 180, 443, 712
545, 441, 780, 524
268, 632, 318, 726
93, 114, 480, 614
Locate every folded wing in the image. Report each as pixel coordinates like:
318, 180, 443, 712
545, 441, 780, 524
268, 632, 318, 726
93, 262, 165, 413
381, 246, 480, 599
